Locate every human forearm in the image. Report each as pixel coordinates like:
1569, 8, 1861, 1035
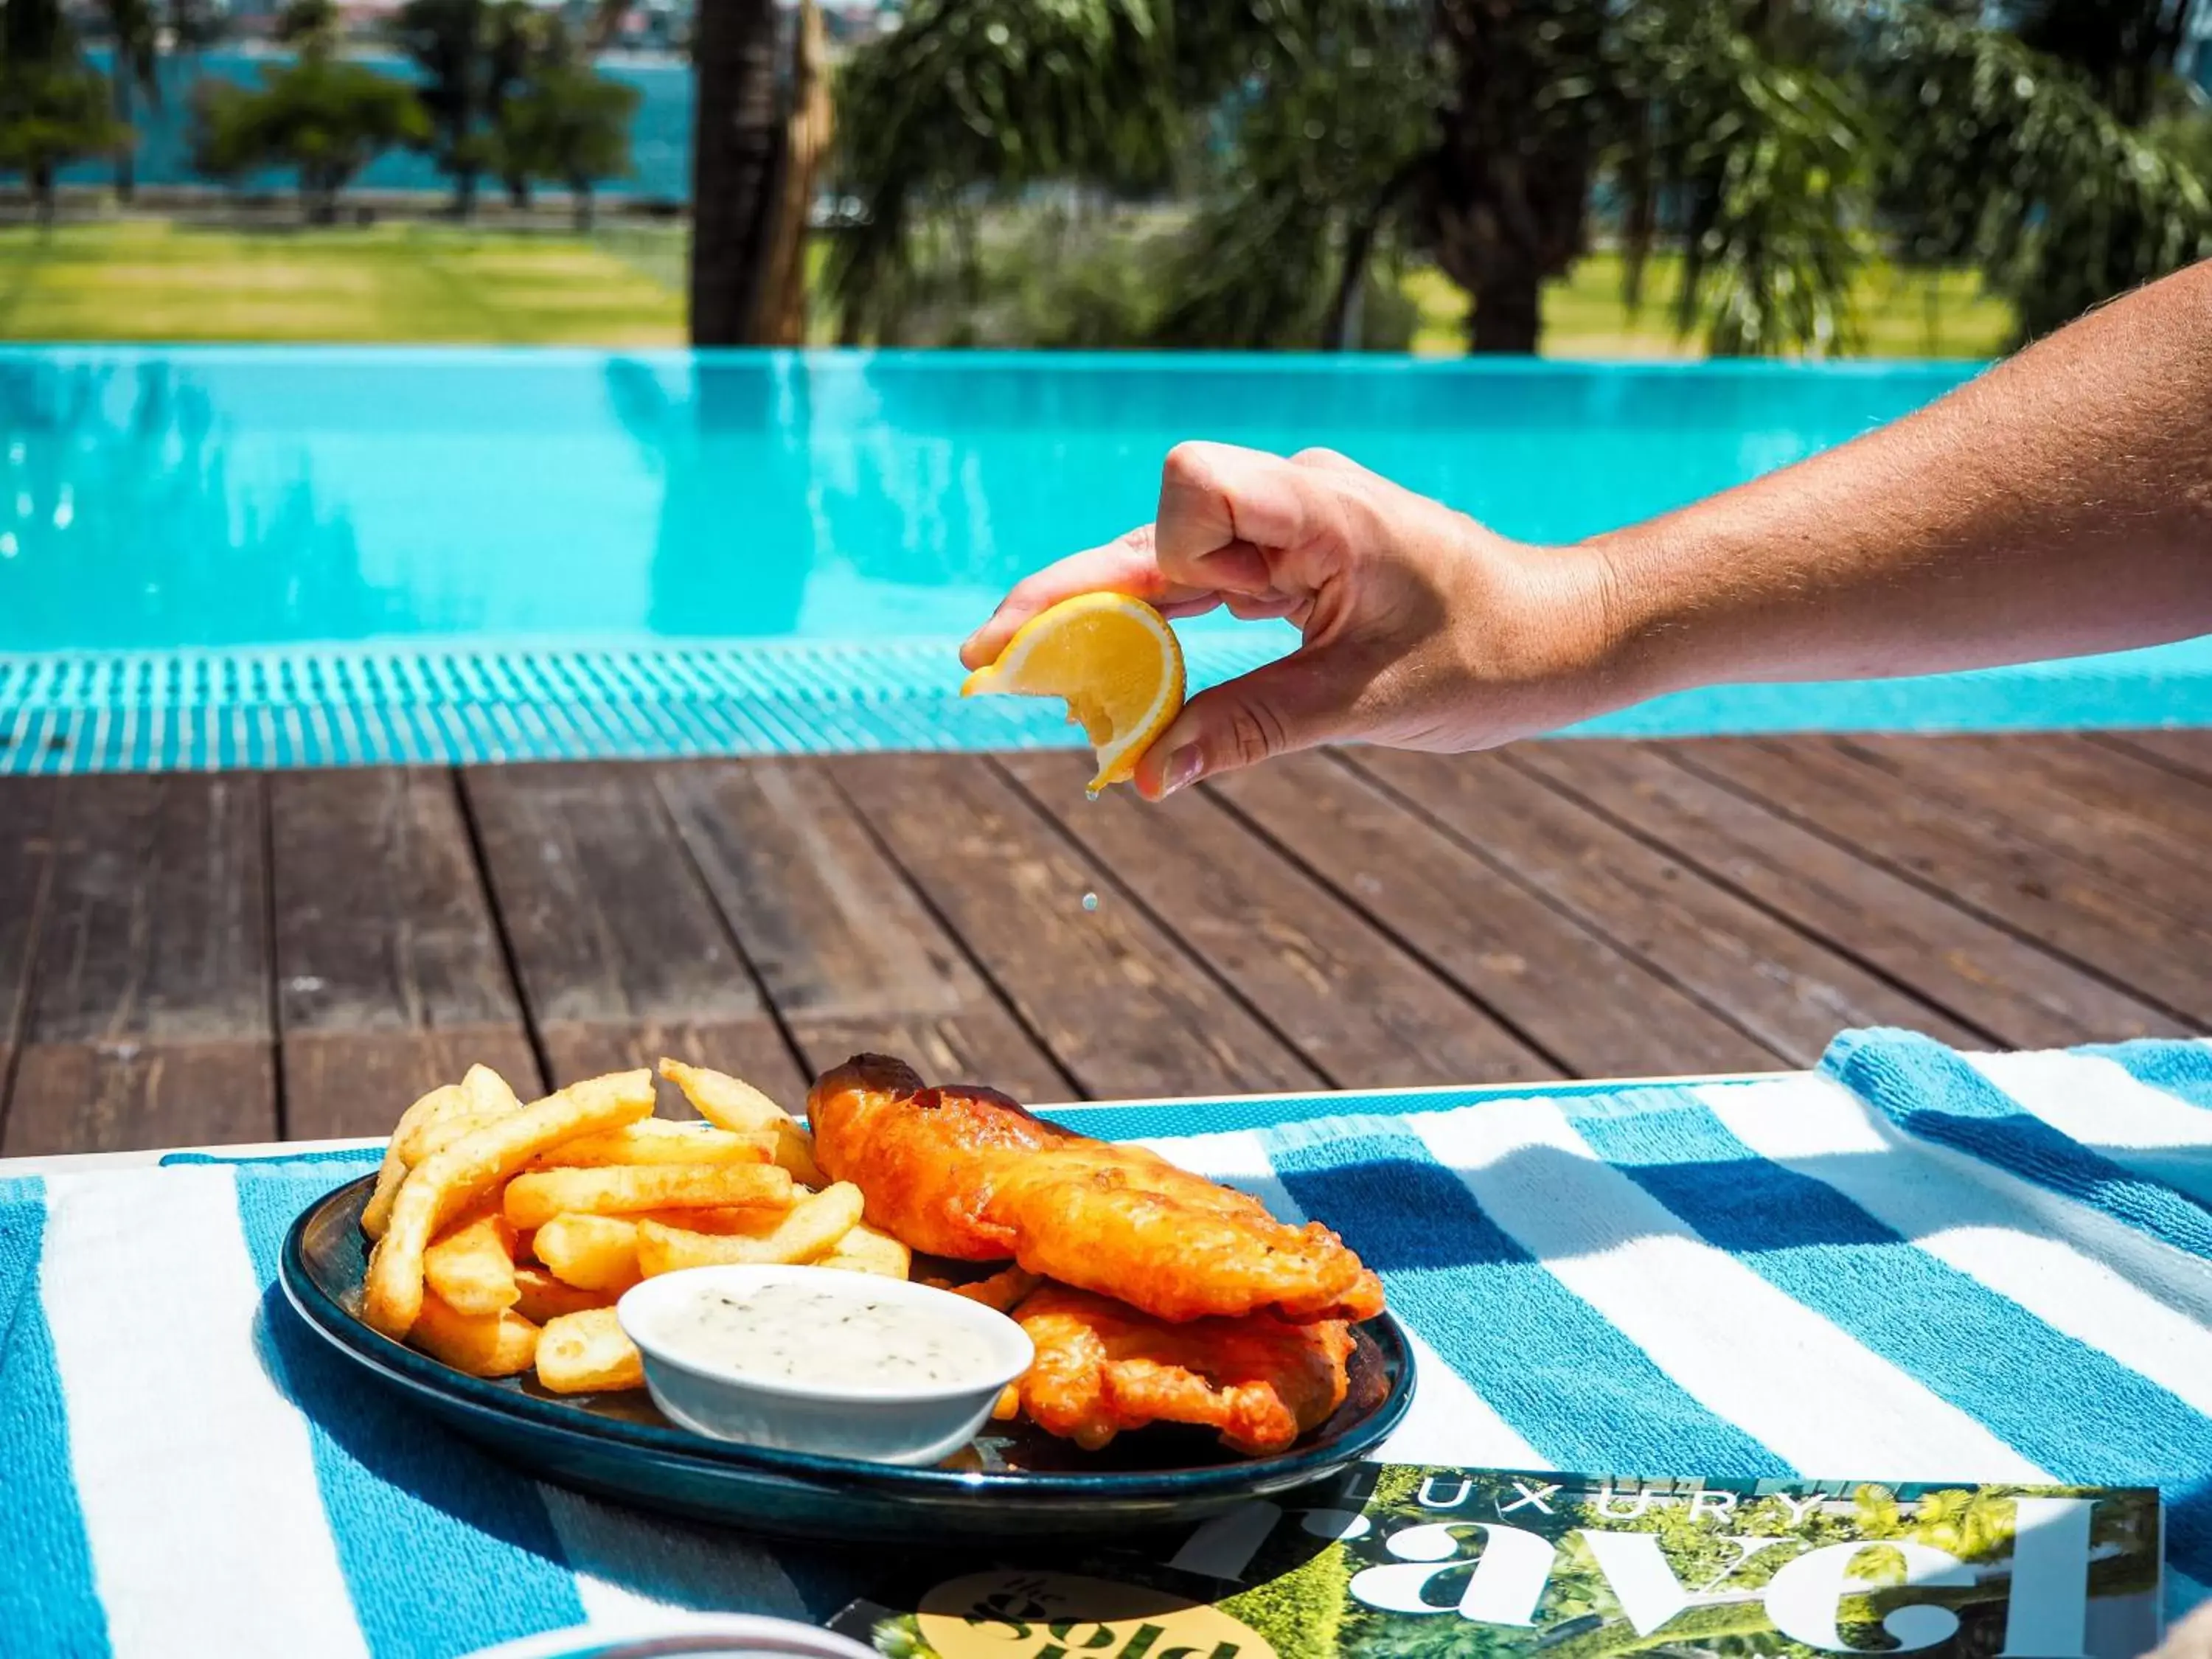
1583, 260, 2212, 708
964, 261, 2212, 796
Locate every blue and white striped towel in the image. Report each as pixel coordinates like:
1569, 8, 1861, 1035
6, 1027, 2212, 1659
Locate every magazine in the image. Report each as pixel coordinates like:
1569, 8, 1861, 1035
829, 1468, 2163, 1659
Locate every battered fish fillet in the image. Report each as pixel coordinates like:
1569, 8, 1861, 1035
1012, 1282, 1355, 1455
808, 1055, 1385, 1325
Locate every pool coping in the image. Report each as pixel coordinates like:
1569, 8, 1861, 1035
6, 632, 2208, 774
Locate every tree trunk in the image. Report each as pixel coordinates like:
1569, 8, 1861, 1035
1322, 210, 1382, 351
32, 161, 54, 225
1421, 0, 1601, 358
307, 167, 340, 226
572, 181, 594, 233
114, 72, 136, 202
754, 0, 831, 347
687, 0, 783, 344
1470, 263, 1542, 354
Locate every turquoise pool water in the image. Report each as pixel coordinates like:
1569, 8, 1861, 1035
1, 346, 2205, 774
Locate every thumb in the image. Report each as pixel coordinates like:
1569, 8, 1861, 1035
1133, 650, 1351, 801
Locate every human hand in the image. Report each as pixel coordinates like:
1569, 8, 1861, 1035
960, 442, 1624, 799
2145, 1599, 2212, 1659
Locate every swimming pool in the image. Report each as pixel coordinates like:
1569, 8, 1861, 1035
2, 346, 2205, 774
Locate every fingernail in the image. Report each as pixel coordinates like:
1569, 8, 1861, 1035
1158, 745, 1205, 799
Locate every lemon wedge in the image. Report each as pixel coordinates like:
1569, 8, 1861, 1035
961, 593, 1186, 793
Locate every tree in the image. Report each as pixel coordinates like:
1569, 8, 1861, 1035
167, 0, 226, 58
2011, 0, 2191, 125
194, 49, 427, 224
1875, 8, 2212, 344
824, 0, 1192, 347
825, 0, 2211, 358
500, 59, 637, 230
398, 0, 507, 219
0, 60, 123, 221
95, 0, 158, 201
2, 0, 69, 65
757, 0, 830, 346
688, 0, 808, 344
274, 0, 338, 51
484, 0, 543, 207
1602, 0, 1871, 358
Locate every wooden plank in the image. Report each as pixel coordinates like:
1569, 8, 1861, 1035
7, 1043, 276, 1158
282, 1030, 543, 1136
0, 779, 58, 1112
1509, 740, 2180, 1047
271, 769, 543, 1138
1352, 748, 1978, 1065
830, 754, 1323, 1099
2095, 730, 2212, 785
999, 751, 1555, 1089
1674, 737, 2210, 1025
1815, 735, 2212, 915
1214, 754, 1780, 1077
2010, 734, 2212, 841
4, 774, 276, 1155
657, 759, 1069, 1103
462, 764, 807, 1113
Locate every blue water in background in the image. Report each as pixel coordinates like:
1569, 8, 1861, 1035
4, 344, 2208, 737
68, 47, 694, 200
0, 347, 1984, 651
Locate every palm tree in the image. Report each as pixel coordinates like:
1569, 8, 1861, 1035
2012, 0, 2190, 125
686, 0, 783, 343
1876, 4, 2212, 345
825, 0, 2209, 357
1, 0, 69, 65
820, 0, 1870, 356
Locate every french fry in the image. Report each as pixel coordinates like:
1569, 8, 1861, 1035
394, 1106, 512, 1167
527, 1120, 771, 1170
636, 1182, 865, 1275
361, 1082, 470, 1241
388, 1065, 527, 1169
818, 1220, 912, 1279
513, 1264, 616, 1325
950, 1265, 1041, 1314
640, 1204, 790, 1237
364, 1070, 655, 1340
658, 1058, 827, 1187
658, 1057, 786, 1133
768, 1123, 827, 1189
422, 1208, 520, 1318
992, 1383, 1021, 1422
461, 1062, 524, 1117
409, 1292, 539, 1378
502, 1163, 793, 1230
535, 1308, 645, 1394
533, 1213, 643, 1293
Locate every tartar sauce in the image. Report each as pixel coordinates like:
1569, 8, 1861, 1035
647, 1279, 994, 1391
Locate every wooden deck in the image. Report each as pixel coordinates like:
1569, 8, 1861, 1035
2, 731, 2206, 1155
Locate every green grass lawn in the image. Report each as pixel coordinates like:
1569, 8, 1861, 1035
0, 220, 2012, 358
1407, 252, 2015, 359
0, 220, 685, 345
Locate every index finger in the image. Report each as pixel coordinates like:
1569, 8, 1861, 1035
959, 528, 1219, 670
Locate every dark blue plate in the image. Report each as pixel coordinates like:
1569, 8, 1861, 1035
279, 1175, 1415, 1543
